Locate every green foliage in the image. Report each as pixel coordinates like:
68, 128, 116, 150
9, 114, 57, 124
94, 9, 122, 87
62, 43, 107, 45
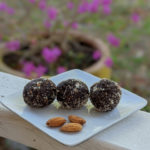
142, 105, 150, 112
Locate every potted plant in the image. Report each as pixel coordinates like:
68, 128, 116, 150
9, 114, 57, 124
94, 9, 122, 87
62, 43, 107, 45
0, 0, 116, 79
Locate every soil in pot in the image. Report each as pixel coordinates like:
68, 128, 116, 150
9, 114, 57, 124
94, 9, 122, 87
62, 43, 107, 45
3, 33, 101, 77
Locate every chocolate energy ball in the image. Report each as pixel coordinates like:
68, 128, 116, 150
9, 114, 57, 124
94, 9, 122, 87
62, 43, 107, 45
23, 78, 56, 108
57, 79, 89, 109
90, 79, 122, 112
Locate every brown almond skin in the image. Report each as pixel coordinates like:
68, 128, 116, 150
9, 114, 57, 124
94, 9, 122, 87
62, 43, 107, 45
60, 123, 82, 132
68, 115, 86, 125
46, 117, 66, 127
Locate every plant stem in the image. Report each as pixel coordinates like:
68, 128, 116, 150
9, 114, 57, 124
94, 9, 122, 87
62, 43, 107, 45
60, 2, 80, 52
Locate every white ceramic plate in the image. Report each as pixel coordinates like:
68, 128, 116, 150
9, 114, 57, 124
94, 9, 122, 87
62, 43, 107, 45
0, 69, 147, 146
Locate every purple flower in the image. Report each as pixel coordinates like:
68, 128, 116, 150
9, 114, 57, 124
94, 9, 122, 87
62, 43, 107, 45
131, 13, 140, 23
71, 22, 78, 29
5, 40, 20, 51
64, 21, 78, 29
28, 0, 36, 4
63, 21, 69, 27
47, 7, 58, 20
57, 66, 67, 74
35, 65, 47, 77
42, 47, 55, 63
22, 61, 36, 77
92, 50, 101, 60
0, 2, 7, 11
78, 0, 89, 14
107, 34, 120, 47
38, 0, 47, 11
101, 0, 112, 5
6, 7, 15, 15
102, 5, 111, 15
88, 0, 100, 13
44, 19, 51, 29
42, 47, 61, 63
104, 57, 113, 68
67, 2, 74, 10
0, 2, 15, 15
52, 47, 62, 56
22, 62, 47, 77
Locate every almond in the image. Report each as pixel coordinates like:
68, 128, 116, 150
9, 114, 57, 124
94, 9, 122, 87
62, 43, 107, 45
60, 123, 82, 132
68, 115, 86, 125
46, 117, 66, 127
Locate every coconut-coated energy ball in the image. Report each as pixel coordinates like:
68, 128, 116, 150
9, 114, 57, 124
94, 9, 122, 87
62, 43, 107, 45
23, 78, 56, 108
57, 79, 89, 109
90, 79, 122, 112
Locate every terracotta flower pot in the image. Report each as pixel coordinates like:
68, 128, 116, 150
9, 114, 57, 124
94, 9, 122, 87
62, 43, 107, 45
0, 31, 111, 79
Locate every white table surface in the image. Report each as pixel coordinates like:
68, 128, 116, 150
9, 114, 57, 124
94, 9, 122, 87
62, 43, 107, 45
0, 72, 149, 150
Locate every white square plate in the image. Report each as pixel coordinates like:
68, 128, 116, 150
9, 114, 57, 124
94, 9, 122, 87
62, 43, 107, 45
0, 69, 147, 146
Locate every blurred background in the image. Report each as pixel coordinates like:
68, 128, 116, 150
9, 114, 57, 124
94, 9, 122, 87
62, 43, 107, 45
0, 0, 150, 149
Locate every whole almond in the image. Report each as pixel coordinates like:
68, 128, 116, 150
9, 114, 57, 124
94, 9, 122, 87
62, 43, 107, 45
68, 115, 86, 125
46, 117, 66, 127
60, 123, 82, 132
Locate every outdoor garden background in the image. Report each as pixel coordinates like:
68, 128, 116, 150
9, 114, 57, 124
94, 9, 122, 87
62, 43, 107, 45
0, 0, 150, 149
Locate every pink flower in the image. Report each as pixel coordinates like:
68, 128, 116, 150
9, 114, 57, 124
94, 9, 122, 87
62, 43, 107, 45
57, 66, 67, 74
101, 0, 112, 5
6, 7, 15, 15
5, 40, 20, 51
52, 47, 62, 56
44, 19, 51, 29
63, 21, 69, 27
88, 0, 100, 13
35, 65, 47, 77
22, 61, 36, 77
42, 47, 55, 63
78, 0, 89, 14
47, 7, 58, 20
0, 2, 7, 11
131, 13, 140, 23
67, 2, 74, 10
38, 0, 47, 11
22, 61, 47, 77
107, 34, 120, 47
104, 57, 113, 68
28, 0, 36, 4
102, 5, 111, 15
0, 2, 15, 15
71, 22, 78, 29
64, 21, 78, 29
92, 50, 101, 60
42, 47, 61, 63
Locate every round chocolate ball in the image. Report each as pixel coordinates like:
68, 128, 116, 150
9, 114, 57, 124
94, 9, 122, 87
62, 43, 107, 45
23, 78, 56, 108
57, 79, 89, 109
90, 79, 122, 112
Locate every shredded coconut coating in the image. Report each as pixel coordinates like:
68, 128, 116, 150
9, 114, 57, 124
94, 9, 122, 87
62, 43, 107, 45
90, 79, 122, 112
23, 78, 56, 108
57, 79, 89, 109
